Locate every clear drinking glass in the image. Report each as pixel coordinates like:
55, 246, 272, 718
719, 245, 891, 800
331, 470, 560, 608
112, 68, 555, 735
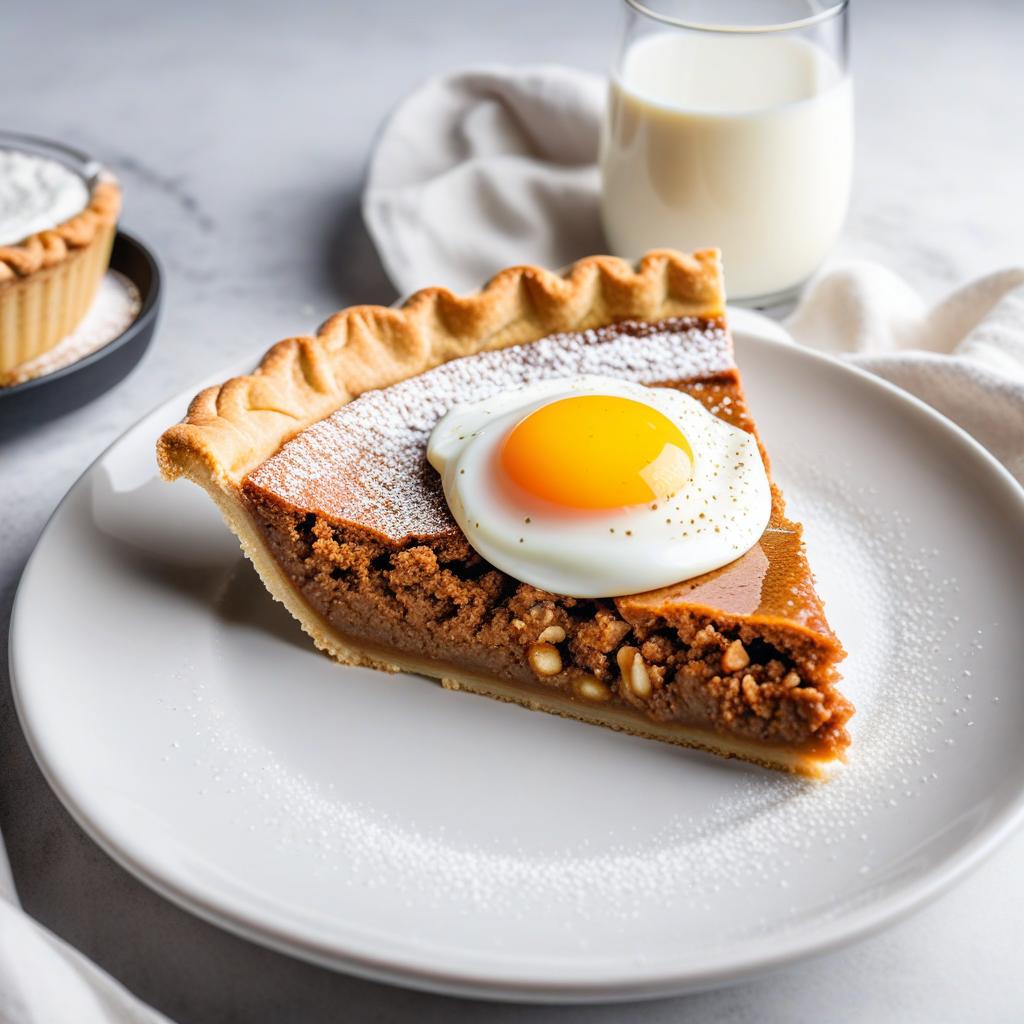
599, 0, 852, 305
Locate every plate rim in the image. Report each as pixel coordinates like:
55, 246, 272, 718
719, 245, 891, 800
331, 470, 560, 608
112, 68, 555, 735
10, 326, 1024, 1002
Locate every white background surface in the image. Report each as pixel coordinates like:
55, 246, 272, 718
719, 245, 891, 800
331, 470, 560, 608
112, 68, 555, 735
1, 1, 1023, 1020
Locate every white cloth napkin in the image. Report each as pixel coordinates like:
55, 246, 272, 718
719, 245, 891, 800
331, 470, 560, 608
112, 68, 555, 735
364, 65, 1024, 485
0, 858, 170, 1024
787, 263, 1024, 483
364, 64, 606, 296
0, 906, 171, 1024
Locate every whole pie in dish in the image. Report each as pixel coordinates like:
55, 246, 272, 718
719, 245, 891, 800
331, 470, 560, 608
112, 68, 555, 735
0, 137, 121, 379
157, 250, 851, 777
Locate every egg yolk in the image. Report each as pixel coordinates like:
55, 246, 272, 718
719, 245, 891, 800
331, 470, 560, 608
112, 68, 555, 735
499, 395, 693, 509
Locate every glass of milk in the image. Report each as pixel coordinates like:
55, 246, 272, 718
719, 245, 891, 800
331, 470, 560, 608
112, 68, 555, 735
600, 0, 852, 304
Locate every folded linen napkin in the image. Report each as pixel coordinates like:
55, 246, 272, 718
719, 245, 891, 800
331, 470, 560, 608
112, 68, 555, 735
364, 65, 1024, 485
0, 863, 170, 1023
364, 65, 606, 297
787, 263, 1024, 483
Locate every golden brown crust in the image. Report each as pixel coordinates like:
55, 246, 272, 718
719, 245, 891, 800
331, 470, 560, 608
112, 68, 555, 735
0, 175, 121, 283
156, 249, 725, 486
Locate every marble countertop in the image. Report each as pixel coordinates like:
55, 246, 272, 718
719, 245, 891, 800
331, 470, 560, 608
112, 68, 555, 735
2, 0, 1022, 1020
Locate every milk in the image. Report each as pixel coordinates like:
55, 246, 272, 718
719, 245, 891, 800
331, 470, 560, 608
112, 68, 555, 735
600, 31, 853, 301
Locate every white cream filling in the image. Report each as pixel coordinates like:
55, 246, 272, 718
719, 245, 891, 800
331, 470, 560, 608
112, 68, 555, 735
0, 148, 91, 247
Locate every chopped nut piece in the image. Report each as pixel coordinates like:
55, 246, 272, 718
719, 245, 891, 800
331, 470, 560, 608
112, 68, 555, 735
722, 639, 750, 673
629, 653, 652, 698
615, 645, 652, 701
741, 673, 758, 704
616, 645, 638, 677
511, 618, 526, 631
537, 625, 566, 644
528, 642, 562, 677
574, 676, 611, 703
783, 670, 801, 689
527, 603, 555, 626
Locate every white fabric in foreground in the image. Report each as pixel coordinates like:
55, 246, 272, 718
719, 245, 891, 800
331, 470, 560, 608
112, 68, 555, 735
364, 64, 1024, 485
0, 892, 171, 1024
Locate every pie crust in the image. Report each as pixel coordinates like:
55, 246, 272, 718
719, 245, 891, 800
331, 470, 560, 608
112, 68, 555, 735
0, 165, 121, 379
157, 250, 849, 777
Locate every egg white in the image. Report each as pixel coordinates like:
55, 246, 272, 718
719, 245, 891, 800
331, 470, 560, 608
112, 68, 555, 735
427, 375, 771, 598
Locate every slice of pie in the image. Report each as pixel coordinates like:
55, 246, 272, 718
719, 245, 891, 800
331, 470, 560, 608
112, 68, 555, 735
157, 250, 851, 777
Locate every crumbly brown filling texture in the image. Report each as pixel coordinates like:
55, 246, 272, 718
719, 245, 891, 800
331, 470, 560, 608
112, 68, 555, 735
244, 493, 852, 755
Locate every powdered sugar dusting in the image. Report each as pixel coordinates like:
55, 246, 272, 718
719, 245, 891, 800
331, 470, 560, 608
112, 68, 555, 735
247, 317, 732, 538
158, 456, 986, 952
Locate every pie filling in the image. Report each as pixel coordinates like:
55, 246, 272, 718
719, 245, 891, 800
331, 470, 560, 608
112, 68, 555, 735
241, 317, 851, 761
244, 501, 849, 757
0, 148, 90, 247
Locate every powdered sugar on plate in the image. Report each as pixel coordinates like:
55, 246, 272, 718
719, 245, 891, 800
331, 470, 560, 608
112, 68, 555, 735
156, 458, 984, 952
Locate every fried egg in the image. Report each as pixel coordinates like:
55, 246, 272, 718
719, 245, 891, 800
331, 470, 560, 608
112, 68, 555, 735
427, 375, 771, 598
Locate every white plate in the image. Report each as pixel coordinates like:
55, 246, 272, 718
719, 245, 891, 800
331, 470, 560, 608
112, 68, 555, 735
11, 321, 1024, 1003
